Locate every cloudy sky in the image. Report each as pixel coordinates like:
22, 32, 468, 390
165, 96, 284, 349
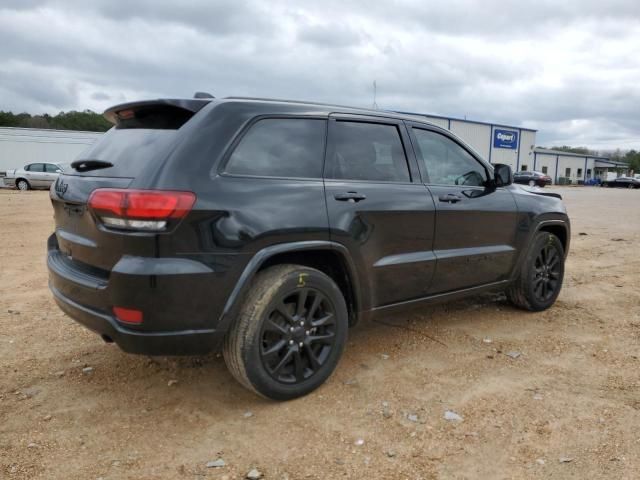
1, 0, 639, 150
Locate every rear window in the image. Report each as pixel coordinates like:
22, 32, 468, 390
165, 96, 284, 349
68, 128, 179, 177
224, 118, 326, 178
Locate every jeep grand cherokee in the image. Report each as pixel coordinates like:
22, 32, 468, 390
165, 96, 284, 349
48, 96, 570, 400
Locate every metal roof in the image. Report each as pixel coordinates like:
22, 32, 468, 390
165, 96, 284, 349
534, 147, 611, 161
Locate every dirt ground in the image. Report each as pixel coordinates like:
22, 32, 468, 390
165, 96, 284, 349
1, 187, 639, 480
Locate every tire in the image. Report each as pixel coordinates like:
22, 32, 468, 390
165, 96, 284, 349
17, 179, 30, 191
603, 182, 609, 188
507, 231, 565, 312
223, 264, 348, 400
629, 184, 635, 189
528, 180, 536, 187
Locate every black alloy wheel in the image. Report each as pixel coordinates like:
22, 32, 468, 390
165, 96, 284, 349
532, 242, 561, 303
259, 288, 336, 384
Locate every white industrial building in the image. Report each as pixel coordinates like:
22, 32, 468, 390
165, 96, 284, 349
0, 127, 102, 173
532, 147, 629, 184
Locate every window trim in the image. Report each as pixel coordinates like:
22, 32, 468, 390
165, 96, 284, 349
408, 124, 492, 188
323, 115, 416, 184
218, 114, 329, 181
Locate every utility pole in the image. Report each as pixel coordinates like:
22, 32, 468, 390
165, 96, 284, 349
372, 80, 378, 110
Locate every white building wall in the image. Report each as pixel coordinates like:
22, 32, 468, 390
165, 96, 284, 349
557, 155, 589, 183
450, 120, 491, 160
420, 116, 449, 130
489, 139, 518, 170
518, 130, 536, 171
0, 127, 103, 172
533, 153, 557, 179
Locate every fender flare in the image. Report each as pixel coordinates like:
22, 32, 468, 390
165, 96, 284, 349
510, 216, 570, 282
216, 240, 363, 331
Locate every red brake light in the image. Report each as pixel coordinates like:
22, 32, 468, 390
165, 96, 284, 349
113, 306, 143, 324
88, 189, 195, 231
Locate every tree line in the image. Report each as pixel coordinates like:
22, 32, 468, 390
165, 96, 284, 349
0, 110, 111, 132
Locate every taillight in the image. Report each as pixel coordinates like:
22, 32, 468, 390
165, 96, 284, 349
88, 189, 195, 231
113, 306, 143, 324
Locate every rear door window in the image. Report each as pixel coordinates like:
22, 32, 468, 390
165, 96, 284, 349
225, 118, 326, 178
325, 121, 411, 182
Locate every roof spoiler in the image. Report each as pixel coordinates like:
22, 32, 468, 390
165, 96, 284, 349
103, 98, 212, 125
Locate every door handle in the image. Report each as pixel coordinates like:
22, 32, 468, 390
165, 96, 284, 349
438, 193, 462, 203
334, 192, 367, 202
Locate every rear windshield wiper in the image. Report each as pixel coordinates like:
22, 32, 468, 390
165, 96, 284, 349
70, 159, 114, 172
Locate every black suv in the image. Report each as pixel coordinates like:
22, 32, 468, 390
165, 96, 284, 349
48, 97, 570, 400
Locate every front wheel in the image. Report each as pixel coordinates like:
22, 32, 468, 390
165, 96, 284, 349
507, 231, 565, 311
528, 180, 536, 187
223, 264, 348, 400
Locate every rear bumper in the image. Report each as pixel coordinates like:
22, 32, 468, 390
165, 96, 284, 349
50, 283, 224, 355
47, 233, 231, 355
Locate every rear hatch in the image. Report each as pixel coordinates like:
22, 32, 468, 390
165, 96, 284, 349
50, 99, 209, 272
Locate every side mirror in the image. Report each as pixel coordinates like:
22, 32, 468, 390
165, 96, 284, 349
494, 163, 513, 187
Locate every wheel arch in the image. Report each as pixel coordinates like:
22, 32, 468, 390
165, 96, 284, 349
218, 241, 363, 331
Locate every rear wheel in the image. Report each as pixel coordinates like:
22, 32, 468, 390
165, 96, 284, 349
507, 231, 565, 311
17, 179, 30, 191
223, 264, 348, 400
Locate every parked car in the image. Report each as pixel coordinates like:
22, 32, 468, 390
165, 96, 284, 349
513, 170, 552, 187
601, 176, 640, 189
47, 96, 570, 400
4, 162, 67, 190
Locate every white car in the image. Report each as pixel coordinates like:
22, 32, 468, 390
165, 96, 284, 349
4, 162, 67, 190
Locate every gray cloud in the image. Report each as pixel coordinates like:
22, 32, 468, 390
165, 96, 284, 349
0, 0, 639, 150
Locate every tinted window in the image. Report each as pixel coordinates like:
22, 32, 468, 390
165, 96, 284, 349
326, 122, 410, 182
29, 163, 45, 172
412, 129, 487, 186
45, 164, 61, 173
24, 164, 32, 171
225, 118, 326, 178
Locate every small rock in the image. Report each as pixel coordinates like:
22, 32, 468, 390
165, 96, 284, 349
382, 407, 392, 419
483, 337, 493, 344
444, 410, 463, 422
381, 354, 390, 360
533, 394, 543, 400
82, 367, 94, 374
43, 415, 52, 421
243, 411, 254, 418
22, 387, 40, 398
385, 449, 397, 458
344, 378, 358, 385
27, 442, 38, 449
112, 460, 121, 467
167, 379, 178, 387
559, 457, 573, 463
246, 468, 263, 479
53, 371, 65, 378
578, 232, 588, 236
206, 458, 226, 468
354, 438, 365, 446
536, 458, 545, 465
505, 351, 521, 359
407, 413, 419, 423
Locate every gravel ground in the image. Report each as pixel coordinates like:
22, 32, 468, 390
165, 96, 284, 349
1, 187, 639, 479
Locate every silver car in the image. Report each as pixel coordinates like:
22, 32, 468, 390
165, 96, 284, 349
4, 162, 67, 190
